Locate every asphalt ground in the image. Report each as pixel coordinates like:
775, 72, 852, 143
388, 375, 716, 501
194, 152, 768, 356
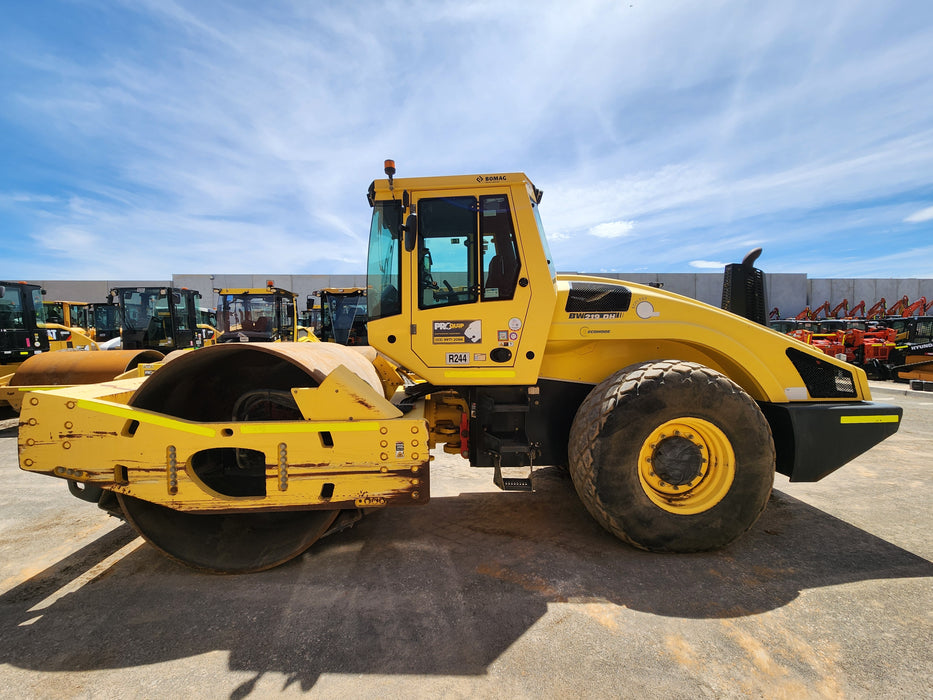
0, 381, 930, 699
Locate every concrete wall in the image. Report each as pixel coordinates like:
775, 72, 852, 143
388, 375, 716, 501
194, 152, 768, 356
173, 274, 369, 311
26, 274, 933, 318
807, 278, 929, 316
26, 280, 171, 304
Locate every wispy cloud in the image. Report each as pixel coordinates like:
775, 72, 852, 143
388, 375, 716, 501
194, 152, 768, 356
690, 260, 727, 270
905, 206, 933, 224
1, 1, 932, 279
589, 221, 635, 239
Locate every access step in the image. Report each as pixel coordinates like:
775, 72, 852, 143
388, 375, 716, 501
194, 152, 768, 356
493, 463, 534, 492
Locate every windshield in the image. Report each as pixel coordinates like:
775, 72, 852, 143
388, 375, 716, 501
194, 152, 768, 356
71, 304, 89, 329
323, 293, 367, 345
367, 200, 402, 320
118, 290, 164, 331
174, 292, 191, 331
44, 301, 65, 325
915, 318, 933, 343
31, 289, 47, 324
220, 293, 278, 335
94, 304, 118, 331
199, 308, 217, 326
531, 200, 556, 280
0, 287, 27, 331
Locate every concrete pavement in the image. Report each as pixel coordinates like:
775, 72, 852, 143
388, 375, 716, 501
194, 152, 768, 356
0, 381, 930, 698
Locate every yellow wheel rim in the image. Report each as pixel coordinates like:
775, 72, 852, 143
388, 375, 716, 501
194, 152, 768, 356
637, 417, 735, 515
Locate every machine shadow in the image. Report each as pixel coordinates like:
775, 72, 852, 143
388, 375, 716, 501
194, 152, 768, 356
0, 407, 18, 434
0, 468, 929, 693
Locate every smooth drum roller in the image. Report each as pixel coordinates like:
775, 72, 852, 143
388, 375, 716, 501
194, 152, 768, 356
10, 348, 165, 386
117, 342, 384, 574
3, 349, 165, 411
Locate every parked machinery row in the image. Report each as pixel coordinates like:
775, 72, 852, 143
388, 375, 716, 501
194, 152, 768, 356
1, 280, 376, 411
768, 297, 933, 381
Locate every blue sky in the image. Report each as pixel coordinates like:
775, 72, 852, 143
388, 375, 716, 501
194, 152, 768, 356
2, 1, 932, 280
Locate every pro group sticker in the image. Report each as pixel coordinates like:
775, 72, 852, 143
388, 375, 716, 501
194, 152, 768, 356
433, 320, 482, 344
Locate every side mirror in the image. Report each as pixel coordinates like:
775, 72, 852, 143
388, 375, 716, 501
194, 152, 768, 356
404, 213, 418, 252
0, 286, 5, 299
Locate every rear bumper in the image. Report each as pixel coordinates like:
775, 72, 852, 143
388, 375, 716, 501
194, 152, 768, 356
759, 401, 902, 482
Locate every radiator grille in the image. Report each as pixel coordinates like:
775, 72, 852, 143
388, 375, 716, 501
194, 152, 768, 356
786, 348, 857, 398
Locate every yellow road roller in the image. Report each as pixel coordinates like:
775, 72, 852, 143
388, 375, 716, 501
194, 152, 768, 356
17, 163, 902, 573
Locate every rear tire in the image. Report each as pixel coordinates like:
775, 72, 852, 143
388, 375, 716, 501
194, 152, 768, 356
568, 360, 774, 552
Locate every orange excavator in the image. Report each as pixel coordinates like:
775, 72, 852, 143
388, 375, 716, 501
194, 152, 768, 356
830, 299, 849, 318
885, 296, 910, 317
848, 300, 866, 318
900, 297, 929, 317
795, 301, 831, 320
866, 299, 887, 320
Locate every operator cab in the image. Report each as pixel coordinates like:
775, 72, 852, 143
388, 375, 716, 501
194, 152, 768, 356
111, 287, 202, 350
215, 286, 298, 343
0, 282, 50, 365
366, 161, 557, 386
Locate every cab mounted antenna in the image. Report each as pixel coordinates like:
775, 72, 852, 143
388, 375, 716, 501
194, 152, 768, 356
384, 159, 396, 192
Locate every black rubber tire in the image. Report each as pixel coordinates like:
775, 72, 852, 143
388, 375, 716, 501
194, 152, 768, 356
568, 360, 775, 552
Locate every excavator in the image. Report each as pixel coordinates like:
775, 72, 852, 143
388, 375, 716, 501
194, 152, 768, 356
848, 300, 866, 318
885, 296, 911, 318
17, 162, 902, 573
866, 299, 887, 320
795, 301, 830, 321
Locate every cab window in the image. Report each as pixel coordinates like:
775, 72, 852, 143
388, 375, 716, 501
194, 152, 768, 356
480, 195, 520, 301
418, 197, 478, 309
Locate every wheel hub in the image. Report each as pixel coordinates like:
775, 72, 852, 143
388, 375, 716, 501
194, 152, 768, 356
651, 436, 703, 485
637, 418, 736, 514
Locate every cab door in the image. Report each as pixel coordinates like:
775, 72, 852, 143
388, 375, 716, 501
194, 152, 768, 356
408, 191, 531, 381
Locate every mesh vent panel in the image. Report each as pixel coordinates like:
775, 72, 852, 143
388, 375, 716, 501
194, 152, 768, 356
565, 283, 632, 313
786, 348, 857, 398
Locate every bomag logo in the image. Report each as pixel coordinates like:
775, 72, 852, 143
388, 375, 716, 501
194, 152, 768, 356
476, 175, 507, 183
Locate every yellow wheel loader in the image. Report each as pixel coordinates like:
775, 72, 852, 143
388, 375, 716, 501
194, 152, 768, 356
17, 163, 901, 573
43, 299, 92, 337
2, 282, 161, 411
